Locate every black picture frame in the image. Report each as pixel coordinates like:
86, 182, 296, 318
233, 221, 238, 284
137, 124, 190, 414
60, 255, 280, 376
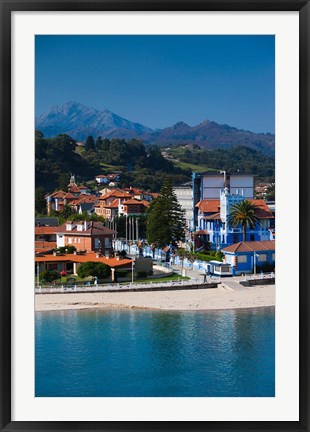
1, 1, 309, 430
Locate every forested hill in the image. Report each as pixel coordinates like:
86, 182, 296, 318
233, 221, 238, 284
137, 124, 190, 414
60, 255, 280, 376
35, 131, 190, 192
35, 131, 275, 194
166, 144, 275, 179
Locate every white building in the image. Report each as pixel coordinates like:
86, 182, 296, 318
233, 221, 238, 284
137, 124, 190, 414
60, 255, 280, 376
173, 184, 194, 230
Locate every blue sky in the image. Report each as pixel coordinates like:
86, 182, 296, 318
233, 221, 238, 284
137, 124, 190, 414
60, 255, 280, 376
35, 35, 275, 133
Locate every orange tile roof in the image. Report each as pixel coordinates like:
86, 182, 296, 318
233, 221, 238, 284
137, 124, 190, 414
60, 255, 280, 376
140, 200, 150, 207
70, 195, 98, 205
68, 185, 82, 193
35, 226, 57, 235
248, 199, 274, 219
108, 198, 119, 208
222, 240, 275, 253
35, 241, 57, 250
196, 199, 220, 213
99, 189, 129, 200
122, 198, 145, 205
62, 192, 76, 199
50, 190, 67, 199
35, 252, 133, 268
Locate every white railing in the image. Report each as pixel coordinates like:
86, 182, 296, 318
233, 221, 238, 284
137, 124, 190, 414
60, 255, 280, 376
35, 277, 217, 294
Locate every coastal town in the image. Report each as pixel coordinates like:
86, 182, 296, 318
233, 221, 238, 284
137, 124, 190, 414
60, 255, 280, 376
35, 169, 275, 312
34, 35, 276, 399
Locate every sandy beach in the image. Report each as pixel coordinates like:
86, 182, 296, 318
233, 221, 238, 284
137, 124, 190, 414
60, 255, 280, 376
35, 282, 275, 312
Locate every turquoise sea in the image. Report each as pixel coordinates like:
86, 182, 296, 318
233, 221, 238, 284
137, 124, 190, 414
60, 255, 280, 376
35, 307, 275, 397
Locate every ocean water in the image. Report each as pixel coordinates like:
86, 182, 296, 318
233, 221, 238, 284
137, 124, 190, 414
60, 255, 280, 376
35, 307, 275, 397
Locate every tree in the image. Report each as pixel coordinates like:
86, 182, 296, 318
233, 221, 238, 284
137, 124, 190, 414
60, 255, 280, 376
77, 262, 111, 279
146, 178, 186, 247
84, 135, 95, 151
35, 187, 46, 215
227, 200, 261, 242
60, 204, 75, 219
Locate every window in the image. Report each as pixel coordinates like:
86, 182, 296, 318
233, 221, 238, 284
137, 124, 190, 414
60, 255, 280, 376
233, 234, 239, 243
221, 265, 230, 273
237, 255, 247, 263
68, 238, 72, 244
250, 234, 255, 241
258, 254, 267, 262
48, 263, 58, 270
272, 253, 275, 261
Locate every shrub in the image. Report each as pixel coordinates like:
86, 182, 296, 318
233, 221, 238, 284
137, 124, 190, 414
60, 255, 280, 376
55, 246, 76, 254
215, 251, 224, 261
39, 270, 61, 283
77, 262, 111, 279
136, 271, 147, 279
193, 253, 214, 262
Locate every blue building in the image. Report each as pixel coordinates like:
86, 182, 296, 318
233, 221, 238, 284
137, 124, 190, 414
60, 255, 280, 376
195, 188, 274, 250
221, 240, 275, 275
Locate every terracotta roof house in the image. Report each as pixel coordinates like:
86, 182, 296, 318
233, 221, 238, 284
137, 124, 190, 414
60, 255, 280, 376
35, 252, 133, 281
118, 198, 148, 216
94, 198, 119, 219
95, 189, 133, 218
55, 221, 116, 253
221, 240, 275, 275
35, 226, 57, 243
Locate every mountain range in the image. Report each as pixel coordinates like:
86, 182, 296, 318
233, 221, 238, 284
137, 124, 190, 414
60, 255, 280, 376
35, 101, 275, 155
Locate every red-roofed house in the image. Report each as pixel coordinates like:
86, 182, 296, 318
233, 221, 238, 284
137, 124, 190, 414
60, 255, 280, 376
35, 252, 133, 281
118, 198, 148, 215
55, 221, 116, 253
95, 189, 133, 218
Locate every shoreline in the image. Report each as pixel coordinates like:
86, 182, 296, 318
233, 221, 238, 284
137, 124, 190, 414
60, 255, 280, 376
35, 283, 275, 312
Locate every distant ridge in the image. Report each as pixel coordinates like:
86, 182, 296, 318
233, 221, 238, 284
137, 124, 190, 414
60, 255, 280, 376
35, 101, 153, 141
35, 101, 275, 154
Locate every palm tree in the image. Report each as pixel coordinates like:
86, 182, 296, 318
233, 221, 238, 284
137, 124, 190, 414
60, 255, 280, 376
227, 200, 261, 242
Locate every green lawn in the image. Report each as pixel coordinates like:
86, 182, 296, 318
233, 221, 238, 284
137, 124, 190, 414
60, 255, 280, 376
130, 273, 190, 284
172, 160, 217, 173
